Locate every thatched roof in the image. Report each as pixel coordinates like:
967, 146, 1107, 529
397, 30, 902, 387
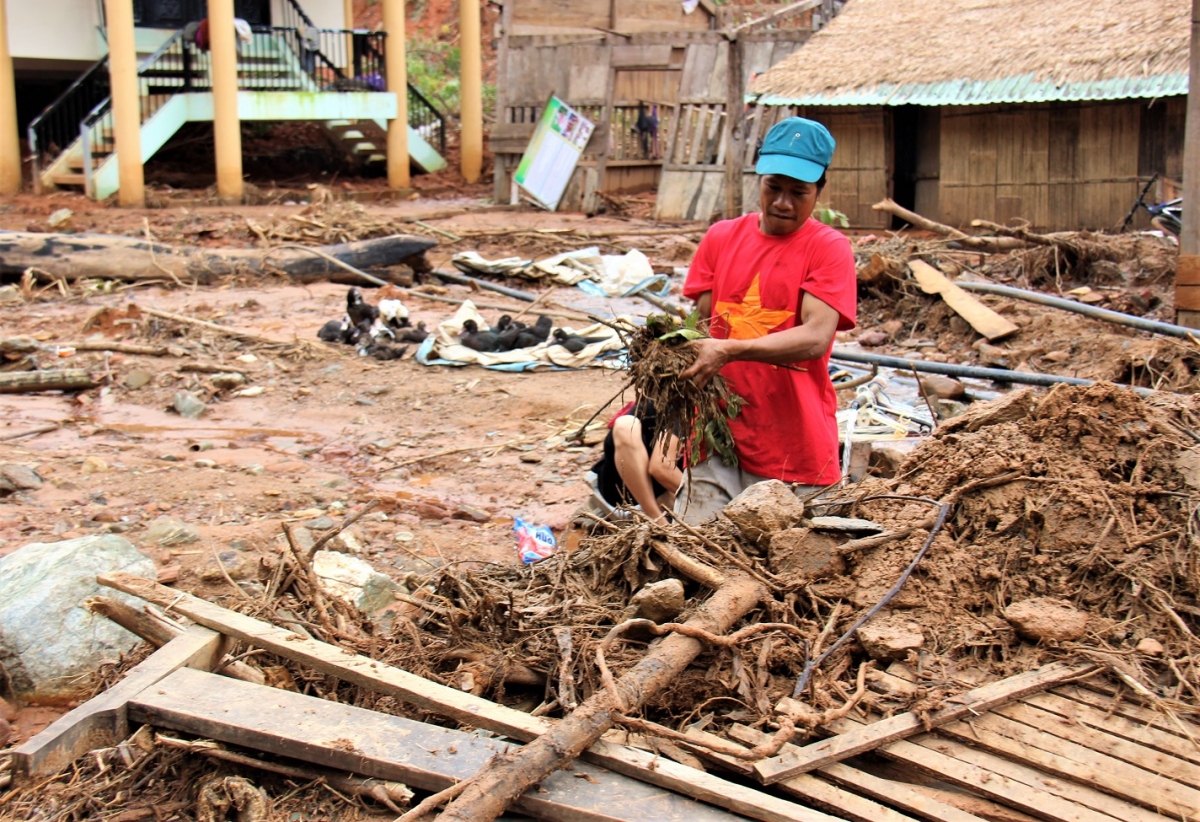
750, 0, 1190, 105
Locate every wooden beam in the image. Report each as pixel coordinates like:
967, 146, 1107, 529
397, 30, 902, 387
755, 662, 1099, 784
95, 572, 841, 822
0, 369, 96, 394
907, 260, 1019, 342
724, 0, 820, 38
992, 701, 1200, 791
934, 710, 1200, 817
133, 667, 743, 822
724, 37, 744, 219
1024, 690, 1200, 766
10, 625, 225, 782
834, 718, 1140, 822
728, 724, 987, 822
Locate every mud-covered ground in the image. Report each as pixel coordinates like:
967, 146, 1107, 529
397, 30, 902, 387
0, 191, 1194, 750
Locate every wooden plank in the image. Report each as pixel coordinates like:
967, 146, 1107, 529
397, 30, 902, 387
993, 700, 1200, 790
133, 668, 743, 822
728, 725, 986, 822
1054, 684, 1200, 750
11, 625, 224, 781
913, 732, 1161, 822
832, 721, 1124, 822
611, 44, 673, 68
692, 171, 725, 222
689, 104, 711, 165
907, 260, 1019, 342
756, 662, 1097, 785
97, 572, 840, 822
935, 710, 1200, 818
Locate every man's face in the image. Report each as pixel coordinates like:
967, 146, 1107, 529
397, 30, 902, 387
758, 174, 822, 236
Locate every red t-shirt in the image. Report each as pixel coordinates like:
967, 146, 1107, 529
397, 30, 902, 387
683, 213, 857, 485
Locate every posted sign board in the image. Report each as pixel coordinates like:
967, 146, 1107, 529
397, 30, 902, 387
513, 96, 595, 211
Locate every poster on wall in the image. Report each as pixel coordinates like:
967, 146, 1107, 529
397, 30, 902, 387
513, 95, 595, 211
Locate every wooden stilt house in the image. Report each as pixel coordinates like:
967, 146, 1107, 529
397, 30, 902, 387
745, 0, 1189, 231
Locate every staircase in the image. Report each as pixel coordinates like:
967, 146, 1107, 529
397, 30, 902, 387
28, 3, 446, 199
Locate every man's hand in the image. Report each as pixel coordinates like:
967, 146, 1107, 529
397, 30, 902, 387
679, 338, 735, 388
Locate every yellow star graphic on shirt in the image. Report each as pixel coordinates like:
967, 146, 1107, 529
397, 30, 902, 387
714, 274, 794, 340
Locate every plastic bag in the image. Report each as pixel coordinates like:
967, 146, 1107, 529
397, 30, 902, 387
514, 516, 557, 564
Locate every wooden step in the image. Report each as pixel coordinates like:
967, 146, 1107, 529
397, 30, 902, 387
51, 173, 87, 187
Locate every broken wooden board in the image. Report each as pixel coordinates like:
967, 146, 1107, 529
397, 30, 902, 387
756, 662, 1098, 784
132, 667, 743, 822
11, 625, 225, 781
727, 725, 986, 822
97, 572, 838, 822
908, 261, 1018, 342
827, 717, 1132, 822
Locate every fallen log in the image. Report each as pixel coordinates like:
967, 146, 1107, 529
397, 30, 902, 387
437, 573, 767, 822
0, 230, 435, 285
871, 200, 1023, 252
0, 369, 95, 393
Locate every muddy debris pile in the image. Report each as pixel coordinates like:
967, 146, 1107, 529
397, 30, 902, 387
131, 381, 1198, 731
4, 384, 1199, 821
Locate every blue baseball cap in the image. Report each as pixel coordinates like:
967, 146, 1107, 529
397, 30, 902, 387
755, 117, 835, 183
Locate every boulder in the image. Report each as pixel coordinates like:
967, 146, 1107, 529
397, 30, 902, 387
142, 516, 200, 547
1004, 597, 1088, 643
312, 550, 400, 614
0, 463, 43, 496
856, 613, 925, 662
628, 579, 685, 624
0, 716, 9, 748
722, 480, 807, 543
919, 375, 966, 400
198, 548, 257, 582
0, 535, 156, 701
768, 528, 845, 580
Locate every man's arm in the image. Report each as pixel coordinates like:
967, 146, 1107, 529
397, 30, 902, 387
679, 290, 841, 387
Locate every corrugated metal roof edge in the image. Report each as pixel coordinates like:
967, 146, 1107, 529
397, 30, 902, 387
750, 73, 1189, 107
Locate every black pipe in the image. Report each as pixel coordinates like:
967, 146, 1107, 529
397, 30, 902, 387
955, 281, 1196, 340
432, 269, 537, 302
830, 348, 1153, 396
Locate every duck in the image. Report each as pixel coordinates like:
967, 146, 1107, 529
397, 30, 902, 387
346, 287, 379, 328
379, 297, 410, 329
551, 328, 609, 354
514, 315, 553, 348
397, 321, 430, 343
367, 342, 408, 360
318, 318, 350, 343
459, 319, 502, 352
495, 315, 526, 351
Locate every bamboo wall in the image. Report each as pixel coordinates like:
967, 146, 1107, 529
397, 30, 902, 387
938, 101, 1173, 232
796, 106, 890, 229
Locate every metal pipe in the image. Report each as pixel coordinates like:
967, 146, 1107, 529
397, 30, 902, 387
433, 269, 537, 301
955, 281, 1198, 341
830, 348, 1154, 396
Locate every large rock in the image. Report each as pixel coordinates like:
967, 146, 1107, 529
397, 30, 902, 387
856, 613, 925, 662
0, 535, 156, 701
768, 528, 845, 581
1004, 597, 1088, 643
627, 579, 685, 624
722, 480, 807, 543
312, 550, 400, 614
0, 463, 43, 496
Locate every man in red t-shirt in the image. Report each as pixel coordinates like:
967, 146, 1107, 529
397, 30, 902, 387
676, 116, 857, 524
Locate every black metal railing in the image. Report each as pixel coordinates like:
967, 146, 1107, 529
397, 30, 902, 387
32, 16, 446, 191
27, 58, 111, 186
408, 83, 445, 154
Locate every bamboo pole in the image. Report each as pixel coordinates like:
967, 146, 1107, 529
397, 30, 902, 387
0, 0, 19, 195
460, 0, 483, 183
105, 0, 144, 206
209, 0, 243, 203
384, 0, 410, 190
